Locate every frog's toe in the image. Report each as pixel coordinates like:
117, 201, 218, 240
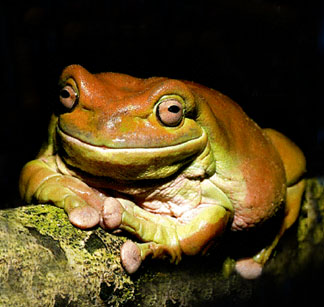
68, 205, 100, 229
235, 258, 263, 279
120, 240, 142, 274
101, 197, 124, 230
164, 245, 182, 264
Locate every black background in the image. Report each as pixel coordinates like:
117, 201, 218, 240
1, 1, 323, 203
1, 1, 324, 305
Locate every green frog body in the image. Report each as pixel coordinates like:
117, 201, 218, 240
20, 65, 306, 278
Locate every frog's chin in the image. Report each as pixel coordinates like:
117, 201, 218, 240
56, 128, 208, 180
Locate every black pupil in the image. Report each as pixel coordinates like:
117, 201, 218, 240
168, 105, 180, 113
60, 89, 70, 99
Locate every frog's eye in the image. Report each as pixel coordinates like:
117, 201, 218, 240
157, 99, 184, 127
59, 85, 78, 110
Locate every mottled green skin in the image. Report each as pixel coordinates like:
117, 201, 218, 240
0, 205, 134, 306
297, 178, 324, 256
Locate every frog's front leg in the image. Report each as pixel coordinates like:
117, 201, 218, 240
19, 158, 106, 229
119, 201, 232, 274
106, 180, 233, 274
116, 199, 182, 273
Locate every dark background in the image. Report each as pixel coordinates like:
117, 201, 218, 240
1, 0, 323, 206
1, 1, 324, 306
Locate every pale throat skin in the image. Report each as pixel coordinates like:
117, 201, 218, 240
19, 65, 306, 278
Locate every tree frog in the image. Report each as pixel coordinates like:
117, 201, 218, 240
19, 65, 306, 278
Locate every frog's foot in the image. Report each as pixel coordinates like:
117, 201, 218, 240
235, 258, 263, 279
142, 242, 182, 264
120, 240, 142, 274
100, 197, 124, 230
120, 240, 182, 274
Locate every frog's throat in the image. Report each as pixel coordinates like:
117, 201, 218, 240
56, 128, 209, 180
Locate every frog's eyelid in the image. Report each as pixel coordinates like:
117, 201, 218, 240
154, 95, 186, 114
64, 78, 79, 95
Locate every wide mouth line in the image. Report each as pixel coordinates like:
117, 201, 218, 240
57, 127, 206, 152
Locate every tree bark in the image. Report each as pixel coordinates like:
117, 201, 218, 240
1, 178, 324, 306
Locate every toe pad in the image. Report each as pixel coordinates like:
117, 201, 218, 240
69, 206, 100, 229
235, 258, 263, 279
120, 240, 142, 274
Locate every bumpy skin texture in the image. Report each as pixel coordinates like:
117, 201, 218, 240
19, 65, 306, 278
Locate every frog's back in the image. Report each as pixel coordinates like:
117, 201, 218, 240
185, 82, 287, 230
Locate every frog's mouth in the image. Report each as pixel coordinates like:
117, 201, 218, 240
56, 128, 208, 180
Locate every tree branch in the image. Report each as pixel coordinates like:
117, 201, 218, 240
1, 178, 323, 306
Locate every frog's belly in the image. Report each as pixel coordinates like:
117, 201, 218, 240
135, 176, 202, 219
139, 199, 198, 218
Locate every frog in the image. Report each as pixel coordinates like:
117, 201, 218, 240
19, 64, 306, 279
